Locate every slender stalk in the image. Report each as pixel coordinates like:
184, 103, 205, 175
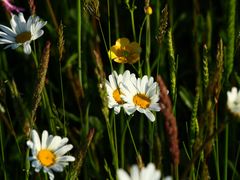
127, 117, 138, 157
107, 0, 111, 50
175, 165, 179, 180
45, 0, 58, 29
106, 119, 118, 170
77, 0, 83, 93
138, 16, 147, 45
98, 20, 113, 71
59, 62, 66, 136
232, 143, 240, 180
148, 121, 154, 162
180, 122, 227, 180
44, 172, 48, 180
41, 88, 56, 134
113, 115, 119, 169
213, 108, 220, 180
224, 124, 229, 180
121, 115, 133, 167
130, 10, 136, 41
145, 14, 151, 76
113, 0, 119, 38
0, 121, 7, 180
32, 42, 38, 68
25, 148, 30, 180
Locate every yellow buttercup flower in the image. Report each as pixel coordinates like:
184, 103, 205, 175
144, 6, 153, 15
108, 38, 141, 64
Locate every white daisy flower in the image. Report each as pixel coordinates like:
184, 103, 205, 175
26, 129, 75, 180
117, 163, 172, 180
120, 74, 161, 122
105, 70, 135, 114
227, 87, 240, 116
0, 12, 47, 54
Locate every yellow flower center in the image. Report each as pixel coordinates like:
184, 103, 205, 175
37, 149, 56, 167
15, 32, 31, 43
133, 93, 151, 109
113, 88, 124, 104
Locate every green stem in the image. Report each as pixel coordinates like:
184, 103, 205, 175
138, 16, 147, 45
213, 110, 220, 180
130, 10, 136, 41
224, 124, 229, 180
148, 121, 154, 162
59, 62, 66, 136
0, 120, 7, 180
107, 0, 111, 51
98, 20, 113, 71
175, 165, 179, 180
113, 0, 119, 39
42, 88, 56, 134
113, 115, 119, 169
145, 15, 151, 76
32, 42, 38, 68
232, 144, 240, 180
46, 0, 58, 29
106, 119, 118, 170
25, 148, 30, 180
77, 0, 83, 92
120, 115, 133, 168
127, 116, 138, 156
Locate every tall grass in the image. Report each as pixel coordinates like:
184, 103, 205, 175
0, 0, 240, 179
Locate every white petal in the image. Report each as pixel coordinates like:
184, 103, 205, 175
26, 140, 33, 149
0, 24, 16, 37
140, 163, 155, 180
31, 29, 44, 40
140, 76, 148, 93
23, 42, 32, 54
0, 38, 15, 44
46, 135, 54, 147
114, 106, 121, 114
32, 160, 42, 170
149, 104, 161, 112
130, 165, 140, 180
0, 32, 15, 42
54, 144, 73, 156
50, 164, 64, 172
26, 16, 33, 31
123, 104, 136, 115
56, 138, 69, 150
144, 110, 155, 122
109, 74, 117, 90
117, 169, 131, 180
17, 13, 27, 32
47, 169, 55, 180
56, 155, 75, 162
163, 176, 173, 180
31, 129, 41, 151
10, 14, 18, 33
47, 136, 62, 151
41, 130, 48, 149
18, 13, 26, 23
7, 43, 20, 49
35, 21, 47, 31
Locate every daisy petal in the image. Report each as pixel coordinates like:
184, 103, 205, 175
54, 144, 73, 156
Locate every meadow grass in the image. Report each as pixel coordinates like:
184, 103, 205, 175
0, 0, 240, 179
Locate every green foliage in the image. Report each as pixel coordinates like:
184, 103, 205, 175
0, 0, 240, 180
